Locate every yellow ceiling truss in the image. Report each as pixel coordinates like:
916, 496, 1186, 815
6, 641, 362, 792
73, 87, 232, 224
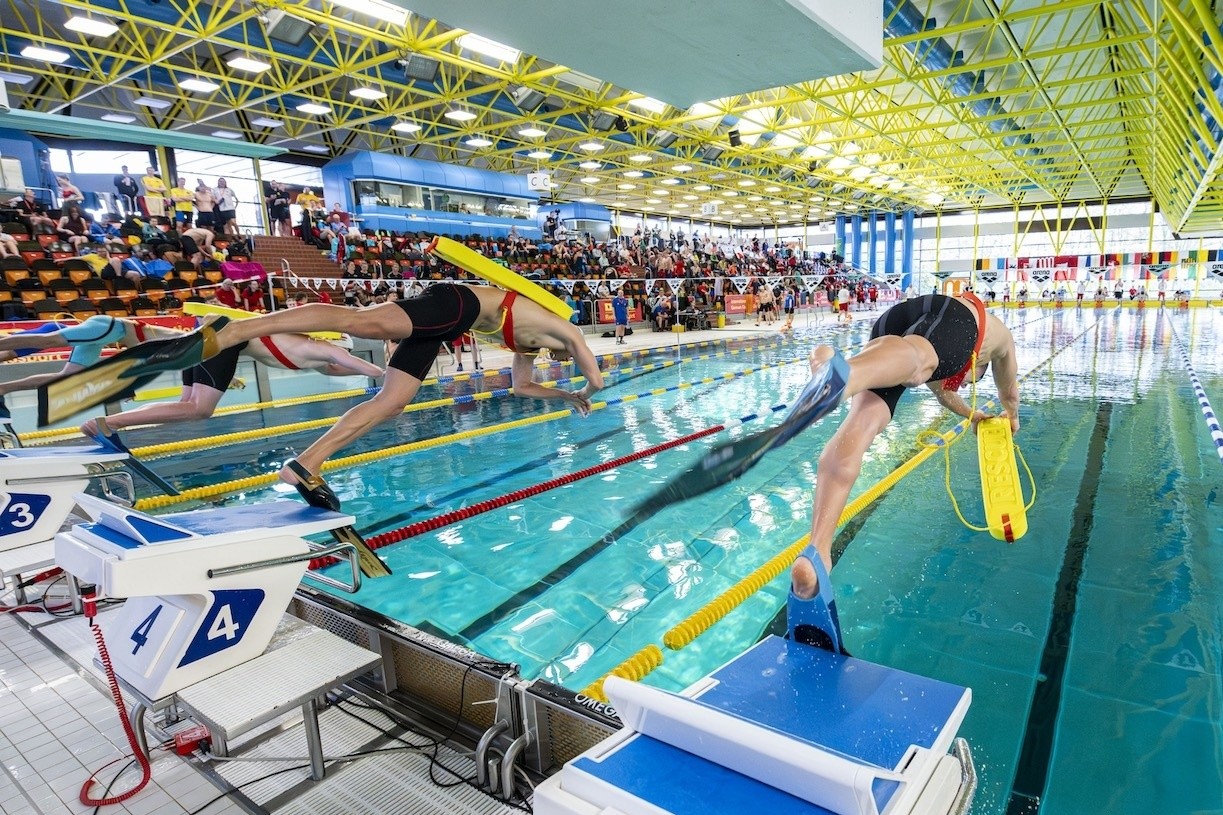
1, 0, 1221, 234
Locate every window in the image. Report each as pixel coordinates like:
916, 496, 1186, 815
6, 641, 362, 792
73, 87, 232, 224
351, 179, 535, 221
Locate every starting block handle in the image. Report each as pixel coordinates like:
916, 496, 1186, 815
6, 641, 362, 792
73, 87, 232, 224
208, 542, 363, 594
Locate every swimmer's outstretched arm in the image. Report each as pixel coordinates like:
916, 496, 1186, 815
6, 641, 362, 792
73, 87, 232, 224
509, 351, 596, 416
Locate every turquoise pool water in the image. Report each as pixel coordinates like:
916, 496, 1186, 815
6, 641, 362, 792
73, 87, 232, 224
130, 306, 1221, 815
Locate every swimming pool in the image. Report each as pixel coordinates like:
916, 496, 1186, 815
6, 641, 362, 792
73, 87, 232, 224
118, 305, 1220, 815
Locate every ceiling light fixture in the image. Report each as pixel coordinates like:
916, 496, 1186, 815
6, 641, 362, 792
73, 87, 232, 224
210, 129, 244, 139
350, 87, 387, 100
443, 109, 477, 121
456, 33, 521, 63
328, 0, 409, 26
391, 121, 421, 132
624, 170, 644, 178
580, 176, 599, 183
627, 96, 666, 114
179, 78, 221, 93
578, 197, 595, 203
618, 183, 636, 190
250, 117, 283, 128
226, 55, 271, 73
296, 102, 332, 115
579, 142, 605, 152
100, 113, 136, 123
628, 154, 652, 163
21, 46, 71, 63
527, 150, 552, 159
465, 136, 493, 147
660, 178, 680, 185
673, 164, 693, 172
519, 127, 547, 138
579, 161, 602, 170
132, 96, 171, 109
64, 16, 119, 37
302, 144, 330, 153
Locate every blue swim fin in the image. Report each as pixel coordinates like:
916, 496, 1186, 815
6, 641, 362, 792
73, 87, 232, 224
787, 544, 847, 655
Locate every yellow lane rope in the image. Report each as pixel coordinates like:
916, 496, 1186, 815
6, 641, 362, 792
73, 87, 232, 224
580, 645, 664, 704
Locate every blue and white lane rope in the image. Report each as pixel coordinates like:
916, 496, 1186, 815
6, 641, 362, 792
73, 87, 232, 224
1167, 318, 1223, 464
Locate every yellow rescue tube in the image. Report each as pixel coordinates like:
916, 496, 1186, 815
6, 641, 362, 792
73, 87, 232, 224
427, 236, 574, 321
183, 301, 342, 340
977, 417, 1027, 543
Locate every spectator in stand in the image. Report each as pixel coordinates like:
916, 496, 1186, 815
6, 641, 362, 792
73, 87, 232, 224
142, 166, 167, 218
120, 248, 157, 283
170, 177, 194, 231
214, 178, 238, 234
265, 180, 291, 238
194, 181, 216, 231
241, 278, 266, 312
8, 188, 56, 234
215, 278, 239, 308
57, 174, 83, 205
0, 231, 18, 259
114, 166, 139, 215
56, 203, 92, 249
296, 187, 323, 244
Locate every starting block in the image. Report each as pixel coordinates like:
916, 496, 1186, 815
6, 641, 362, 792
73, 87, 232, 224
976, 417, 1028, 543
56, 493, 364, 698
536, 636, 976, 815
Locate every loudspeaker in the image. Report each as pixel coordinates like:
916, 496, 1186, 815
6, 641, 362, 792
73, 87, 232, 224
591, 111, 618, 131
511, 86, 545, 111
613, 115, 629, 132
728, 130, 742, 147
264, 10, 313, 46
399, 54, 440, 82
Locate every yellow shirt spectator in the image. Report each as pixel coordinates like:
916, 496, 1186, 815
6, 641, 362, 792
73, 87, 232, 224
171, 185, 193, 213
142, 169, 167, 218
81, 251, 112, 274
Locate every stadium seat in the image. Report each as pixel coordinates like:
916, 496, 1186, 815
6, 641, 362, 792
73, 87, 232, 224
67, 298, 99, 320
112, 278, 139, 303
130, 296, 159, 317
49, 279, 80, 306
140, 278, 167, 302
97, 297, 129, 317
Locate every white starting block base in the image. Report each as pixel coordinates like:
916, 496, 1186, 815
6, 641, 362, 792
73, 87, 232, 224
56, 495, 359, 699
536, 636, 975, 815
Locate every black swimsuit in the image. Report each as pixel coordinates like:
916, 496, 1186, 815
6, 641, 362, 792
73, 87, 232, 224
868, 294, 979, 416
389, 284, 481, 380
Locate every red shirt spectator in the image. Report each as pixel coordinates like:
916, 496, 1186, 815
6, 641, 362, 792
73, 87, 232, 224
215, 279, 239, 308
241, 280, 266, 311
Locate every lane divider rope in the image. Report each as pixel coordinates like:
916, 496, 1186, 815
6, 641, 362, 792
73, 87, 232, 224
1166, 316, 1223, 464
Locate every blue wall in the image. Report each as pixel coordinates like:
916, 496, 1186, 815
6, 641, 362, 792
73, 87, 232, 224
322, 152, 542, 238
0, 128, 53, 201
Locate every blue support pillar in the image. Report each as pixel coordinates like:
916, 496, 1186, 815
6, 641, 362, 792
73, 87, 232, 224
850, 214, 862, 268
901, 210, 915, 291
884, 211, 897, 277
834, 215, 846, 259
867, 213, 879, 275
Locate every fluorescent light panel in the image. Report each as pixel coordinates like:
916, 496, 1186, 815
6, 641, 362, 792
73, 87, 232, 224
0, 70, 34, 84
296, 102, 332, 115
226, 56, 271, 73
579, 142, 604, 152
443, 109, 476, 121
628, 154, 652, 163
302, 145, 330, 153
210, 130, 243, 139
465, 137, 493, 147
21, 46, 70, 63
457, 33, 520, 63
329, 0, 409, 26
133, 96, 171, 109
250, 117, 283, 128
660, 178, 680, 185
350, 87, 386, 100
627, 96, 666, 114
64, 16, 119, 37
527, 150, 552, 159
391, 121, 421, 132
519, 127, 547, 138
179, 78, 221, 93
100, 113, 136, 123
624, 170, 644, 178
579, 161, 601, 170
580, 176, 599, 183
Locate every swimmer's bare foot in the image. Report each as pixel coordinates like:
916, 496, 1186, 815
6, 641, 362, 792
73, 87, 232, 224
809, 344, 835, 375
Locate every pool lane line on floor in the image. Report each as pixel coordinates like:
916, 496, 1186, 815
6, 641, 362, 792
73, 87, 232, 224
1166, 316, 1223, 464
1005, 401, 1113, 815
19, 335, 782, 445
122, 340, 791, 459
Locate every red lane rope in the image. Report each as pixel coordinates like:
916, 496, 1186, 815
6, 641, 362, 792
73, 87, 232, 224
307, 424, 727, 571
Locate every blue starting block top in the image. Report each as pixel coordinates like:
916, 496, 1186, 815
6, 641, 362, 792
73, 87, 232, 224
0, 444, 123, 460
164, 501, 353, 539
570, 636, 969, 815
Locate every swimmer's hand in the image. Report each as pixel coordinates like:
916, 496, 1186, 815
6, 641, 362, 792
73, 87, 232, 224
971, 410, 1019, 435
79, 418, 100, 437
566, 389, 592, 417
